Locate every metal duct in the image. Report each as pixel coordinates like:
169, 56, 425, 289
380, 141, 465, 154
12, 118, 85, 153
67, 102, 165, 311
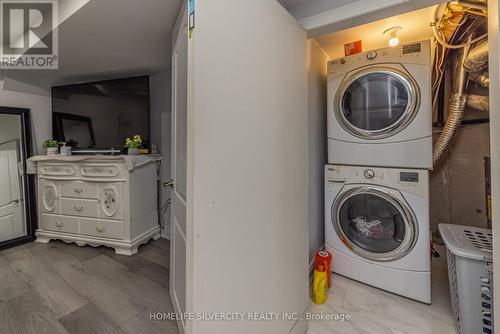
456, 0, 487, 11
433, 42, 471, 165
467, 94, 489, 111
469, 71, 490, 87
464, 40, 489, 72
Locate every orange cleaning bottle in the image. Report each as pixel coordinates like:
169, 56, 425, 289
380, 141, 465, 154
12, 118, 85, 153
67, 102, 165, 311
315, 250, 333, 288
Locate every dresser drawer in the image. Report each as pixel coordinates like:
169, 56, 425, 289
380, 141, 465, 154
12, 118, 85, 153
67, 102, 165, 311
39, 214, 79, 234
61, 181, 98, 199
61, 198, 99, 218
80, 218, 123, 240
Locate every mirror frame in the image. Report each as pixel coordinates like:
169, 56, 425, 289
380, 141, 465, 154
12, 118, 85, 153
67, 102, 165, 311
0, 107, 37, 251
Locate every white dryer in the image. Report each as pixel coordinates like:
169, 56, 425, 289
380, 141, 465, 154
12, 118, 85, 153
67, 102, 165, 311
327, 40, 432, 169
325, 164, 431, 303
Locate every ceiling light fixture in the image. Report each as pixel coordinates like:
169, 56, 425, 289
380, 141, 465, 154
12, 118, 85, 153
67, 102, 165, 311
383, 26, 402, 47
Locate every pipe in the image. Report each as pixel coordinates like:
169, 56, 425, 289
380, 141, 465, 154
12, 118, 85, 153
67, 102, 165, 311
456, 0, 487, 11
432, 4, 488, 49
433, 42, 472, 165
469, 71, 490, 87
464, 39, 489, 71
467, 94, 489, 111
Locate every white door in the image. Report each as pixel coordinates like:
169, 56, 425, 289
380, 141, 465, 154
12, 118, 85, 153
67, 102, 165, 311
0, 141, 25, 242
180, 1, 308, 334
170, 2, 188, 333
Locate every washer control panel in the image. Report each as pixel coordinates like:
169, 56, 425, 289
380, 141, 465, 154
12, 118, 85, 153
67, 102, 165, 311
363, 169, 375, 179
325, 165, 428, 197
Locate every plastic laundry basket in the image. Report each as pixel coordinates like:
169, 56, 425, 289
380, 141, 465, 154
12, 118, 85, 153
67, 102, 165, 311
439, 224, 494, 334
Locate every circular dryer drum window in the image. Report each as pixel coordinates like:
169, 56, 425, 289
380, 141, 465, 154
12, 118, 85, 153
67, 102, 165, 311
333, 187, 418, 261
335, 67, 420, 139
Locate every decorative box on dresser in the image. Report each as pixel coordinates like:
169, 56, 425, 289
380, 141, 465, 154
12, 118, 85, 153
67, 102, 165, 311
29, 155, 161, 256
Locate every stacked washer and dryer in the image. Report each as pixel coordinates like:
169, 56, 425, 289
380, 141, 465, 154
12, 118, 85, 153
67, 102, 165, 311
325, 40, 433, 303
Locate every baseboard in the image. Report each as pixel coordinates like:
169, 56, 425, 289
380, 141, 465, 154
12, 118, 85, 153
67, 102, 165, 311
160, 227, 171, 240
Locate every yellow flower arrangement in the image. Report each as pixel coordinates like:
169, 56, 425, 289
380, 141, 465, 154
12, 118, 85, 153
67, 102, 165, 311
125, 135, 143, 149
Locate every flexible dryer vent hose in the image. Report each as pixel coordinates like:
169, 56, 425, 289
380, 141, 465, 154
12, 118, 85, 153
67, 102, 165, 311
433, 41, 472, 165
433, 93, 467, 164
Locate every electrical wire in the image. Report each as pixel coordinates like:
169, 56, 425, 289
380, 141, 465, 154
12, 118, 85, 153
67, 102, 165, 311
432, 3, 488, 49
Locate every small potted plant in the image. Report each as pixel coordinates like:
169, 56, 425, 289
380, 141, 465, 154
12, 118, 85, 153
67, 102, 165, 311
125, 135, 142, 155
43, 139, 59, 157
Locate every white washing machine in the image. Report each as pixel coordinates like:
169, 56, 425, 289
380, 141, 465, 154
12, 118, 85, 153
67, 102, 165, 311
327, 40, 432, 169
325, 164, 431, 303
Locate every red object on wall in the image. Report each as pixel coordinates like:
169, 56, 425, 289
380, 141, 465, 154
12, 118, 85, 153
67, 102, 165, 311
315, 250, 333, 288
344, 40, 363, 56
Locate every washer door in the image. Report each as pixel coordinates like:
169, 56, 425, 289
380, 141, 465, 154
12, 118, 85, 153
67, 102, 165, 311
334, 65, 420, 139
332, 186, 418, 261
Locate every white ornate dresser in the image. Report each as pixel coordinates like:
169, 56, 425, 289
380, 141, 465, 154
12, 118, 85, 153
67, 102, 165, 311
28, 155, 161, 256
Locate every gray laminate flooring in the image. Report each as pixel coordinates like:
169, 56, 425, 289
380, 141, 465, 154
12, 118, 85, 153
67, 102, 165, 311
0, 239, 178, 334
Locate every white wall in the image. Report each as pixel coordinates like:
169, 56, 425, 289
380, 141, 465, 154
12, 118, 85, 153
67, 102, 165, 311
307, 40, 328, 262
150, 71, 172, 237
0, 79, 51, 154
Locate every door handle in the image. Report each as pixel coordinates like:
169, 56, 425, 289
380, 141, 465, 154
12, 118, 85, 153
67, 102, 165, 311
163, 180, 175, 189
9, 199, 19, 204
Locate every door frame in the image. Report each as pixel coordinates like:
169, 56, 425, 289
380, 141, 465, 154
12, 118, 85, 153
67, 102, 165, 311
488, 0, 500, 329
0, 107, 37, 250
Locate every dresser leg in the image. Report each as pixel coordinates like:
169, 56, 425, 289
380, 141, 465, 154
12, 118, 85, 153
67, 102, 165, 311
35, 235, 51, 244
114, 245, 138, 256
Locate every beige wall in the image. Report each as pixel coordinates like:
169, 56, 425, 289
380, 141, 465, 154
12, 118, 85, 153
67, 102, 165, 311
307, 40, 328, 261
430, 123, 491, 231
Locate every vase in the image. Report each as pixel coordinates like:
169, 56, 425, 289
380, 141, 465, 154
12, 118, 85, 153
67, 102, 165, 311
47, 147, 59, 157
128, 148, 139, 155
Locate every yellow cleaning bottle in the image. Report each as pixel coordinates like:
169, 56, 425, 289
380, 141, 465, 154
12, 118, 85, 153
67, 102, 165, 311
312, 264, 328, 305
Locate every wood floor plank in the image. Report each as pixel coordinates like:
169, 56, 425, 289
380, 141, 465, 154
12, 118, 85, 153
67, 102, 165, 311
105, 252, 170, 290
0, 292, 69, 334
26, 240, 109, 264
52, 259, 144, 325
84, 255, 173, 312
60, 302, 127, 334
0, 256, 31, 302
121, 308, 179, 334
138, 239, 170, 269
4, 249, 89, 318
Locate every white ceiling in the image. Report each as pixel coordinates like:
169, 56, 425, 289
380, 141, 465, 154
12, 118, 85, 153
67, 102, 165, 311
314, 5, 436, 59
279, 0, 444, 37
279, 0, 353, 20
4, 0, 182, 92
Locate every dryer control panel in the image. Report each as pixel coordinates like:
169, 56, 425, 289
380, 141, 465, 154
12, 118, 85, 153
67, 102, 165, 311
328, 39, 431, 78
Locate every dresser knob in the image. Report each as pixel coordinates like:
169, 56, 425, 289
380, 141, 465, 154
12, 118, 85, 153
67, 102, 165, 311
96, 226, 105, 233
74, 188, 83, 194
55, 222, 64, 228
74, 205, 84, 212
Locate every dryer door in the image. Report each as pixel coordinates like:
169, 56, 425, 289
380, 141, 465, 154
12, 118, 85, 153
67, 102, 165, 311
332, 186, 418, 261
335, 65, 420, 139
